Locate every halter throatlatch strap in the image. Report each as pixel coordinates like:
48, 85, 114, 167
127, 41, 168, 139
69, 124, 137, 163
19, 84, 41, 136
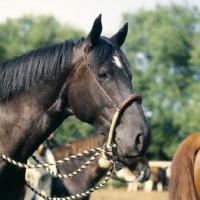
98, 93, 142, 169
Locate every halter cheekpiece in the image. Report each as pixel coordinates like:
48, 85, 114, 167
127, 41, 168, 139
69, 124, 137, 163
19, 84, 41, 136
82, 49, 142, 169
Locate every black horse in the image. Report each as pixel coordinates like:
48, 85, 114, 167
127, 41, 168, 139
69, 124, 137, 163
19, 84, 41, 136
0, 14, 151, 199
51, 134, 150, 200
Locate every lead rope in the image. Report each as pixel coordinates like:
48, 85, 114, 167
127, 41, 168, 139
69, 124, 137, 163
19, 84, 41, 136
25, 167, 113, 200
26, 145, 115, 200
98, 108, 120, 169
30, 151, 102, 179
0, 147, 114, 200
0, 148, 102, 170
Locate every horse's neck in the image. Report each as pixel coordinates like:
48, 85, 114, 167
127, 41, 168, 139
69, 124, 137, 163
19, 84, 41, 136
0, 83, 70, 199
0, 78, 71, 160
0, 164, 25, 200
169, 133, 200, 200
0, 72, 75, 200
51, 134, 105, 159
70, 134, 105, 154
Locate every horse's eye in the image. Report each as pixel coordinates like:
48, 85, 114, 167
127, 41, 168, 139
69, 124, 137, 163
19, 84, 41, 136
98, 71, 107, 79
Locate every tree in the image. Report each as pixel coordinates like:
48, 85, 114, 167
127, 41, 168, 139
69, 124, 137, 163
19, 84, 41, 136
54, 116, 94, 144
122, 4, 200, 160
0, 15, 85, 60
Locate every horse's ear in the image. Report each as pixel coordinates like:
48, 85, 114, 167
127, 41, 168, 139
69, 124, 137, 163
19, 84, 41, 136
110, 23, 128, 47
83, 14, 102, 53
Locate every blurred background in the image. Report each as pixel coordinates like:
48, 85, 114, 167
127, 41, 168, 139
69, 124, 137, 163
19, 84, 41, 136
1, 1, 200, 198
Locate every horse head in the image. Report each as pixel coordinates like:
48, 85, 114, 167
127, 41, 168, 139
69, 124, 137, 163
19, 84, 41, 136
67, 14, 151, 163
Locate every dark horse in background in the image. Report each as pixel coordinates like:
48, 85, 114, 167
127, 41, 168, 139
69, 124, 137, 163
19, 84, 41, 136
0, 14, 151, 199
51, 134, 150, 200
169, 132, 200, 200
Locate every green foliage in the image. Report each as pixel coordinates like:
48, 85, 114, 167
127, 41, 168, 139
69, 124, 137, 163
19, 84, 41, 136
0, 15, 85, 60
54, 116, 94, 144
122, 4, 200, 160
1, 8, 200, 160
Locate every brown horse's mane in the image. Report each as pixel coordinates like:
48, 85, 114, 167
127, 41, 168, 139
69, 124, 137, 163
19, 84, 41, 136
169, 132, 200, 200
52, 134, 105, 160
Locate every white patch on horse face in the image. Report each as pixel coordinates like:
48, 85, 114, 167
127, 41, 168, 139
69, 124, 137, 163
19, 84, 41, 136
113, 56, 122, 68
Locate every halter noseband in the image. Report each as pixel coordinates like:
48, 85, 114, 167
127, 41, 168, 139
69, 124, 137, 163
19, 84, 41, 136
82, 50, 142, 169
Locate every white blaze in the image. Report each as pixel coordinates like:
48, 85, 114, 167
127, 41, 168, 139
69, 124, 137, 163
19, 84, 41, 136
113, 56, 122, 68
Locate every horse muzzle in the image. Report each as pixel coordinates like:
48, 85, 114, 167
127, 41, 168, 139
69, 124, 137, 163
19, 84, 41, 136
115, 128, 150, 159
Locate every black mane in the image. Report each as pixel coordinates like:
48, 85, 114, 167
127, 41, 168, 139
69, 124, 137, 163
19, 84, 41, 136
0, 40, 74, 102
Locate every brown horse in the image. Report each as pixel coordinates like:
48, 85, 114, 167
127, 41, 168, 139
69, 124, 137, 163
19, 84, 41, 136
0, 14, 151, 199
169, 132, 200, 200
50, 134, 150, 200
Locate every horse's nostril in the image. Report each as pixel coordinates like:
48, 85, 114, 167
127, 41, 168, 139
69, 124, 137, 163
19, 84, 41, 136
136, 134, 143, 152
